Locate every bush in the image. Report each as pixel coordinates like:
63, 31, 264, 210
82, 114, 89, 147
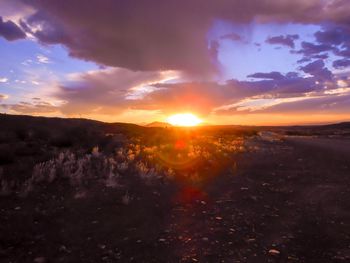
0, 144, 15, 164
50, 135, 74, 148
14, 142, 42, 156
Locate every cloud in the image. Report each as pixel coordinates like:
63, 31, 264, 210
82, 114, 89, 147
296, 41, 334, 57
247, 71, 285, 80
1, 100, 59, 114
0, 94, 9, 101
51, 61, 347, 118
220, 32, 242, 41
315, 27, 349, 46
56, 67, 174, 115
0, 77, 9, 83
333, 59, 350, 69
296, 25, 350, 63
299, 59, 333, 80
131, 81, 248, 115
215, 86, 350, 115
0, 16, 26, 41
36, 54, 50, 64
257, 93, 350, 114
266, 34, 299, 48
14, 0, 350, 76
2, 0, 350, 122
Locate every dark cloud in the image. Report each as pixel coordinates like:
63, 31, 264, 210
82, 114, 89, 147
315, 27, 349, 46
297, 53, 329, 64
55, 66, 340, 117
296, 41, 334, 57
56, 68, 167, 115
313, 26, 350, 65
240, 74, 328, 96
247, 71, 285, 80
220, 33, 242, 41
258, 94, 350, 114
299, 60, 333, 80
16, 0, 350, 75
3, 0, 350, 119
333, 58, 350, 69
313, 53, 329, 60
335, 47, 350, 58
0, 16, 26, 41
266, 34, 299, 48
297, 25, 350, 63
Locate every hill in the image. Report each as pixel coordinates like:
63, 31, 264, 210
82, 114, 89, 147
146, 121, 172, 128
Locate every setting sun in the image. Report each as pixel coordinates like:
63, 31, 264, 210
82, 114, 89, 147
167, 113, 202, 127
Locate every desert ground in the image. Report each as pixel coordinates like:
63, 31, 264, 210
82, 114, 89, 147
0, 114, 349, 262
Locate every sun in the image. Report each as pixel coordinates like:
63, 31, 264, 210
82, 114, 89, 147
167, 113, 202, 127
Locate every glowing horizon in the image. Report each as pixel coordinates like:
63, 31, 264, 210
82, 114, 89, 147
0, 1, 350, 124
167, 113, 203, 127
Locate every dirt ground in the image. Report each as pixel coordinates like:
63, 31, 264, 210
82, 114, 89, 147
1, 133, 349, 263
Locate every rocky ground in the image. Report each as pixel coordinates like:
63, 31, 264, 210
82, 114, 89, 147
0, 115, 349, 262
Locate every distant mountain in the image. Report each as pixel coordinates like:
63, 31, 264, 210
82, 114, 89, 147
322, 122, 350, 129
146, 121, 172, 128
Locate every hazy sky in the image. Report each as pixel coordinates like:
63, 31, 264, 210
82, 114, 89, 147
1, 0, 350, 125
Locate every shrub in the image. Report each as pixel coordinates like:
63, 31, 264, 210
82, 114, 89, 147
0, 144, 15, 164
50, 135, 74, 148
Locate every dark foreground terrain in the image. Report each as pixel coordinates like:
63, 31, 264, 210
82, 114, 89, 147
0, 114, 350, 262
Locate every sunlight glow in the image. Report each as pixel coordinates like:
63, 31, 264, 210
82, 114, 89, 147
167, 113, 202, 127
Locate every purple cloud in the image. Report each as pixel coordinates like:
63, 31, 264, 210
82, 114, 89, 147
333, 59, 350, 69
299, 60, 333, 81
2, 0, 350, 120
16, 0, 350, 75
315, 27, 349, 46
0, 16, 26, 41
220, 33, 242, 41
335, 47, 350, 58
56, 68, 166, 115
54, 67, 339, 117
257, 94, 350, 114
297, 42, 334, 57
247, 71, 285, 80
266, 34, 299, 48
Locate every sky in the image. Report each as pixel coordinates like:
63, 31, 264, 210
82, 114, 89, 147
1, 0, 350, 125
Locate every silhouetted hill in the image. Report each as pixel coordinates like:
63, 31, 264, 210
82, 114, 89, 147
1, 114, 349, 138
146, 121, 172, 128
322, 122, 350, 129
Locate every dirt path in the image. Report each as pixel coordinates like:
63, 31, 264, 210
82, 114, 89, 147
285, 136, 350, 155
163, 138, 350, 262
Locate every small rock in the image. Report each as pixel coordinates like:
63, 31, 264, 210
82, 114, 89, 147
250, 196, 258, 201
14, 206, 21, 210
215, 216, 222, 220
158, 238, 166, 242
268, 249, 280, 256
202, 237, 209, 241
99, 244, 106, 249
59, 245, 71, 253
33, 257, 46, 263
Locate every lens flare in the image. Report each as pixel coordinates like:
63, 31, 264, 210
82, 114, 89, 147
167, 113, 202, 127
